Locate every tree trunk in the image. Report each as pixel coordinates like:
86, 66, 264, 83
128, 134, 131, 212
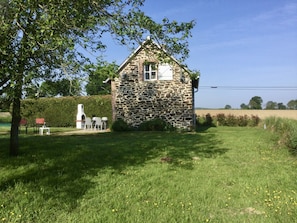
9, 95, 21, 156
9, 67, 23, 156
9, 22, 27, 156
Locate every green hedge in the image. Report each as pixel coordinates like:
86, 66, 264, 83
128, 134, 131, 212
197, 113, 260, 127
20, 95, 112, 127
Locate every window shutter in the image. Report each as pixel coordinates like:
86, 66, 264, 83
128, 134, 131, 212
158, 64, 173, 80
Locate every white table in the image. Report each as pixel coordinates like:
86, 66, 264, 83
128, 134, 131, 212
39, 127, 50, 135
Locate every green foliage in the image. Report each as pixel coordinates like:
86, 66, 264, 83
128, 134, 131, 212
265, 101, 288, 110
249, 115, 261, 127
265, 101, 277, 110
224, 104, 231, 109
287, 99, 297, 110
85, 60, 118, 95
197, 113, 214, 126
43, 79, 81, 97
249, 96, 263, 109
216, 113, 226, 126
20, 95, 112, 127
111, 118, 132, 132
199, 113, 261, 127
240, 103, 249, 109
277, 102, 287, 110
264, 117, 297, 154
237, 115, 249, 126
225, 114, 238, 126
138, 118, 175, 131
188, 69, 200, 80
0, 96, 10, 112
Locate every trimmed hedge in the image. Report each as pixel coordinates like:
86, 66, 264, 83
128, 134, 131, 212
20, 95, 112, 127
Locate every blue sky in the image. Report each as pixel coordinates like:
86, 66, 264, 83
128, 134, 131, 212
90, 0, 297, 108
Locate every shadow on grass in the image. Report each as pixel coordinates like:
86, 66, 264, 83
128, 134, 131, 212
0, 130, 228, 210
195, 124, 216, 132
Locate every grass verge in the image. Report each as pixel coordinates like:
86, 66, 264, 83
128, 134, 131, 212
0, 127, 297, 222
264, 117, 297, 155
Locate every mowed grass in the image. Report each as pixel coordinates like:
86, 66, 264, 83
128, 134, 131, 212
0, 127, 297, 222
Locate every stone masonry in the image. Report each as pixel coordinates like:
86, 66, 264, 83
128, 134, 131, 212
112, 41, 194, 130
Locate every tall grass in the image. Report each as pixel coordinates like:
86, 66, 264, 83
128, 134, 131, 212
264, 117, 297, 155
0, 127, 297, 222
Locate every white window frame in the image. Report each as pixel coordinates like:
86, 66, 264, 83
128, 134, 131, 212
143, 62, 157, 81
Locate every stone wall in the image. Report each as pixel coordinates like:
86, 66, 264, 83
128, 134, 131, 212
112, 46, 194, 130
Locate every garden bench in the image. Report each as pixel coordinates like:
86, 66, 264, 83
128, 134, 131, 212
35, 118, 50, 135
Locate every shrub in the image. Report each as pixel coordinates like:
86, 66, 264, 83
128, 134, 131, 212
288, 125, 297, 153
204, 113, 213, 126
215, 113, 260, 127
138, 118, 174, 131
111, 118, 132, 132
238, 115, 249, 127
196, 115, 202, 126
216, 113, 226, 126
225, 114, 238, 126
265, 117, 297, 154
248, 115, 260, 127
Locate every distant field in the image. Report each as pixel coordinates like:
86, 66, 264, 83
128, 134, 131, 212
196, 109, 297, 120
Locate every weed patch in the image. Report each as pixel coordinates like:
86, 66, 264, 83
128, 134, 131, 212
264, 117, 297, 155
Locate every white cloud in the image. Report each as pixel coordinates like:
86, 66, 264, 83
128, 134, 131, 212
251, 2, 297, 27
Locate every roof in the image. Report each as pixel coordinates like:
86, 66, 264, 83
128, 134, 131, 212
117, 36, 191, 74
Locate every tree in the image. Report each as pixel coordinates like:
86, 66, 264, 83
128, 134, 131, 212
240, 103, 249, 109
224, 105, 231, 109
277, 103, 286, 110
0, 94, 10, 111
0, 0, 195, 156
25, 60, 84, 98
265, 101, 277, 110
249, 96, 263, 109
287, 99, 297, 110
85, 60, 118, 95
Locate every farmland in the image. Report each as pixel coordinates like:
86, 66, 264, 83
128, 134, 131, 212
196, 109, 297, 120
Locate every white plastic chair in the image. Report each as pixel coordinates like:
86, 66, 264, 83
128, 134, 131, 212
84, 117, 92, 130
93, 117, 102, 130
102, 117, 108, 129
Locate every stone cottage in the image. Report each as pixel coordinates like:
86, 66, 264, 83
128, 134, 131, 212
111, 37, 199, 130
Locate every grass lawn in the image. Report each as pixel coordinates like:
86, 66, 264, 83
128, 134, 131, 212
0, 127, 296, 222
